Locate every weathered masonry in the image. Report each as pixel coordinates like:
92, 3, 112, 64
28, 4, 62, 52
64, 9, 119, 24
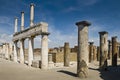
12, 3, 50, 69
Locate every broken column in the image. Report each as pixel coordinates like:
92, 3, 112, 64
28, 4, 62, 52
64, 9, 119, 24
64, 42, 70, 67
108, 40, 112, 59
112, 36, 118, 66
99, 31, 108, 70
89, 42, 94, 63
76, 21, 91, 78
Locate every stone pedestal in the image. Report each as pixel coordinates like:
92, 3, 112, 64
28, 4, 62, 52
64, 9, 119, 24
76, 21, 91, 78
112, 36, 117, 66
28, 37, 34, 66
64, 42, 70, 67
99, 31, 108, 70
20, 39, 24, 64
41, 33, 49, 69
89, 42, 94, 63
13, 41, 18, 62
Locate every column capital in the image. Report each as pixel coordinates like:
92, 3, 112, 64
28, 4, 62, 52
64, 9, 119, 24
76, 21, 91, 26
99, 31, 108, 35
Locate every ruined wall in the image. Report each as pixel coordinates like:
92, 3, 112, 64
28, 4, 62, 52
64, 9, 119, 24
52, 52, 77, 63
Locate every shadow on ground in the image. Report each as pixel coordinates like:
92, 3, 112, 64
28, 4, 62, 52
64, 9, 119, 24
89, 65, 120, 80
57, 70, 77, 77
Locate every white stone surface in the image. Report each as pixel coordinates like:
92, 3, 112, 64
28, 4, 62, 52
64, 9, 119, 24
21, 12, 24, 31
20, 40, 24, 64
28, 37, 34, 66
41, 35, 48, 69
13, 42, 18, 62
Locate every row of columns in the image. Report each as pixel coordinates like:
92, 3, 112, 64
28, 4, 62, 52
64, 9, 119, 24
13, 3, 49, 69
0, 43, 13, 60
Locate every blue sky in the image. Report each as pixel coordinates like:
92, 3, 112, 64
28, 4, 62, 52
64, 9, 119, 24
0, 0, 120, 48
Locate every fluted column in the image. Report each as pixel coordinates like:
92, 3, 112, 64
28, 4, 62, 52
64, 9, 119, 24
76, 21, 91, 78
99, 31, 108, 70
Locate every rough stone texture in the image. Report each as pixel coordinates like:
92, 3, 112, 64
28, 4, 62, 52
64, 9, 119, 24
64, 42, 70, 67
112, 36, 118, 66
32, 60, 41, 68
28, 37, 34, 66
20, 39, 25, 64
97, 46, 100, 61
93, 46, 97, 61
108, 40, 112, 59
99, 31, 108, 70
52, 52, 77, 63
76, 21, 91, 78
89, 42, 94, 63
13, 41, 18, 62
41, 34, 49, 69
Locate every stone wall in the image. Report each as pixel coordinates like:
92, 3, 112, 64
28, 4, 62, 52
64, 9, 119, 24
52, 52, 77, 63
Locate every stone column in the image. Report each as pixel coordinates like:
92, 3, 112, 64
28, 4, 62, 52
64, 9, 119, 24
30, 3, 34, 27
5, 43, 9, 60
64, 42, 70, 67
89, 42, 94, 63
119, 46, 120, 58
9, 43, 13, 60
28, 37, 34, 66
41, 33, 49, 69
93, 46, 97, 61
21, 12, 24, 31
20, 39, 25, 64
13, 41, 18, 62
97, 46, 100, 61
48, 54, 54, 68
112, 36, 117, 66
14, 17, 18, 33
108, 40, 112, 59
76, 21, 91, 78
99, 31, 108, 70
